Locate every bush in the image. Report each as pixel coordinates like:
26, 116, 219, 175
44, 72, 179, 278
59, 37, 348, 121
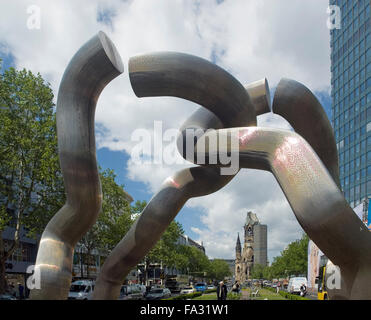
164, 292, 202, 300
227, 292, 241, 300
278, 291, 308, 300
265, 287, 308, 300
204, 288, 217, 294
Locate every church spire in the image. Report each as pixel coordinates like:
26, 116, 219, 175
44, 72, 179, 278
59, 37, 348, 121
236, 233, 241, 258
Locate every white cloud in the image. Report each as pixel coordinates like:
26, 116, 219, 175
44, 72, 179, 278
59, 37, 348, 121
0, 0, 330, 262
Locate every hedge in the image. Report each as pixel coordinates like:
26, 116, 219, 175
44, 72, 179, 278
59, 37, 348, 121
203, 289, 217, 294
227, 292, 242, 300
163, 291, 202, 300
265, 286, 309, 300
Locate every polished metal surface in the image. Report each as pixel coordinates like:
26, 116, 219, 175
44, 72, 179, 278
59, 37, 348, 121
245, 78, 271, 116
129, 52, 257, 128
273, 78, 340, 187
196, 127, 371, 300
176, 78, 271, 163
30, 32, 124, 300
93, 54, 268, 300
32, 35, 371, 300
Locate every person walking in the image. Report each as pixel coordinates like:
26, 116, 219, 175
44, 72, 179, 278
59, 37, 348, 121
232, 281, 240, 294
10, 284, 17, 298
216, 281, 228, 300
18, 282, 24, 300
300, 283, 307, 297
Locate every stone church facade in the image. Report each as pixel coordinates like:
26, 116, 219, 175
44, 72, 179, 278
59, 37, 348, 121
235, 212, 268, 283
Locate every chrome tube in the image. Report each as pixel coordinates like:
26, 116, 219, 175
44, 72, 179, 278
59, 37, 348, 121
245, 78, 271, 115
273, 78, 340, 187
92, 55, 267, 300
129, 51, 257, 128
196, 127, 371, 300
30, 32, 124, 300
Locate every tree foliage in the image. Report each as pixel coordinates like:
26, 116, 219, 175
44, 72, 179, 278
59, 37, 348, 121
0, 62, 138, 292
207, 259, 231, 280
78, 168, 134, 277
0, 63, 64, 294
94, 168, 133, 252
259, 233, 309, 280
141, 219, 184, 282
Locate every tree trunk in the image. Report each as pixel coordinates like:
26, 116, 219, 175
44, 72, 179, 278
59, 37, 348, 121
86, 248, 90, 279
0, 232, 8, 294
0, 257, 8, 295
80, 248, 84, 279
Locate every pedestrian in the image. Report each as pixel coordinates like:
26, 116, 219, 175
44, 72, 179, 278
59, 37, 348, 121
216, 281, 228, 300
232, 281, 240, 294
276, 281, 280, 294
10, 284, 16, 298
300, 283, 307, 297
18, 282, 24, 300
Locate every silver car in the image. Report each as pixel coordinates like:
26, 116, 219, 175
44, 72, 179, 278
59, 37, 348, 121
145, 288, 172, 300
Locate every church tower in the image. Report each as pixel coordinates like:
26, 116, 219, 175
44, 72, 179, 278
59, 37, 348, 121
243, 212, 257, 280
236, 233, 241, 259
235, 233, 243, 283
235, 211, 267, 282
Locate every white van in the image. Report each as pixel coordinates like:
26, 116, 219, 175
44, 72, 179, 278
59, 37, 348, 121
288, 277, 307, 295
68, 280, 95, 300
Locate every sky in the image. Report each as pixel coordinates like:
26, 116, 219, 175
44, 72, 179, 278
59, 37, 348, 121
0, 0, 333, 263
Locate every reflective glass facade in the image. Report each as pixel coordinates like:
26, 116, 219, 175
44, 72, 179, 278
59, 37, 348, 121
330, 0, 371, 208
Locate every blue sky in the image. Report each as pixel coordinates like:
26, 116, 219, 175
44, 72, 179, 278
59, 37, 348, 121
0, 0, 334, 262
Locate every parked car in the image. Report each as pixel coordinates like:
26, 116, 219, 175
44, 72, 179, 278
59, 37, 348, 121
288, 277, 308, 295
207, 284, 216, 290
145, 287, 172, 300
180, 286, 195, 295
194, 282, 207, 292
164, 278, 180, 293
135, 284, 146, 297
263, 280, 272, 287
68, 280, 95, 300
119, 284, 144, 300
0, 294, 17, 300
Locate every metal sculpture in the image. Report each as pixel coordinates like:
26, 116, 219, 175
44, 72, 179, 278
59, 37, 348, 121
93, 53, 270, 299
30, 32, 371, 300
30, 32, 124, 299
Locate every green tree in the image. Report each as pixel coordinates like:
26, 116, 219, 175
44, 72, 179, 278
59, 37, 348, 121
142, 220, 184, 283
78, 168, 133, 278
207, 259, 231, 281
269, 233, 309, 279
0, 63, 64, 294
0, 61, 139, 291
250, 263, 265, 280
176, 245, 210, 279
94, 168, 133, 253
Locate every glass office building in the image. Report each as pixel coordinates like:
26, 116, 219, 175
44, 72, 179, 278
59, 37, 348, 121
330, 0, 371, 208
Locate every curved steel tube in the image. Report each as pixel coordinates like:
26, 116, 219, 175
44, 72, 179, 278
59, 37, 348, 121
196, 127, 371, 300
129, 51, 257, 128
93, 56, 267, 300
245, 78, 271, 115
176, 78, 271, 163
273, 78, 340, 187
30, 32, 124, 300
